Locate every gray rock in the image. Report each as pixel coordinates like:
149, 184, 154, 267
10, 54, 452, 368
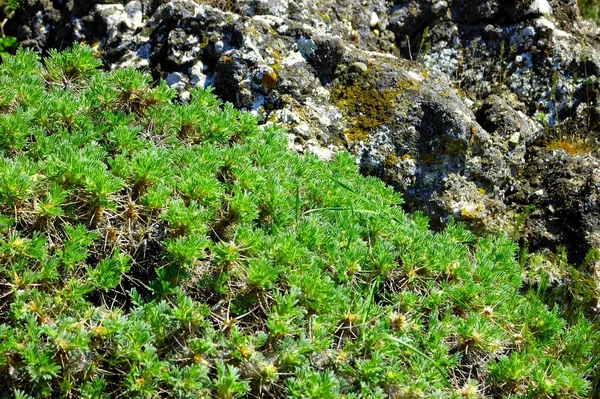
369, 12, 379, 28
432, 1, 448, 16
125, 1, 144, 29
166, 71, 188, 90
522, 148, 600, 262
508, 132, 521, 146
350, 61, 368, 73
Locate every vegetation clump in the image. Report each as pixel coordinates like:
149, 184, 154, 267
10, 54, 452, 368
0, 44, 598, 398
579, 0, 600, 24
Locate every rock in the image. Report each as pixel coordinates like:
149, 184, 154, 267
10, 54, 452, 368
189, 61, 208, 87
431, 174, 513, 234
509, 132, 521, 146
384, 0, 600, 259
370, 12, 379, 28
293, 123, 311, 139
523, 148, 600, 263
527, 0, 552, 16
432, 1, 448, 15
125, 1, 144, 29
350, 61, 368, 73
180, 90, 191, 103
95, 4, 127, 35
166, 72, 188, 90
308, 144, 334, 160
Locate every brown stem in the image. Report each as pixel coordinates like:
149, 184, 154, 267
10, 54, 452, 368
0, 10, 15, 38
0, 17, 7, 38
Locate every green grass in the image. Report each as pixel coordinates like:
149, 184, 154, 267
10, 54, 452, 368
579, 0, 600, 23
0, 44, 598, 398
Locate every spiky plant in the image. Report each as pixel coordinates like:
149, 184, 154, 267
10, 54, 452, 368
0, 46, 597, 399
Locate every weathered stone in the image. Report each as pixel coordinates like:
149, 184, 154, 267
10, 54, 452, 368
369, 12, 379, 28
509, 132, 521, 146
522, 148, 600, 262
350, 61, 368, 73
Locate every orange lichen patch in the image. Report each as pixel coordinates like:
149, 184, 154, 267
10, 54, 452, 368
261, 71, 278, 89
80, 40, 101, 57
545, 138, 593, 155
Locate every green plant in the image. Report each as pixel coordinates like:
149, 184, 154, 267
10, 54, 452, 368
416, 26, 431, 62
213, 360, 249, 399
579, 0, 600, 23
0, 0, 21, 58
0, 46, 598, 398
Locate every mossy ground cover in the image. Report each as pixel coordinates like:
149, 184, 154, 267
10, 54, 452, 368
0, 45, 598, 398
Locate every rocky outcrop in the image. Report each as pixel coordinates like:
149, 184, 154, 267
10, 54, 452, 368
393, 0, 600, 261
9, 0, 600, 263
522, 146, 600, 259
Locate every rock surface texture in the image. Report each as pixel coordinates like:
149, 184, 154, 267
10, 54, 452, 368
11, 0, 600, 262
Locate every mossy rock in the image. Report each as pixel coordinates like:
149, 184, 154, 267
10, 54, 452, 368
331, 65, 419, 144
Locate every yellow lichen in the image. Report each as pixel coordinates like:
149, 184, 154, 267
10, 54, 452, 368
331, 76, 415, 143
460, 204, 483, 219
545, 138, 594, 155
384, 152, 399, 168
261, 71, 278, 89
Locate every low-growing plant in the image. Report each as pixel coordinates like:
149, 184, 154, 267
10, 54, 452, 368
0, 0, 21, 58
194, 0, 235, 12
0, 46, 598, 398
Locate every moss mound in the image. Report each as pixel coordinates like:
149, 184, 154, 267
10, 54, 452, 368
0, 45, 598, 398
